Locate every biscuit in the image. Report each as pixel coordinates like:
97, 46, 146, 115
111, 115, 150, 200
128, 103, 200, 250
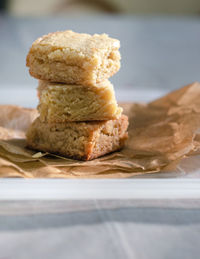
26, 115, 128, 161
26, 30, 121, 86
37, 80, 122, 122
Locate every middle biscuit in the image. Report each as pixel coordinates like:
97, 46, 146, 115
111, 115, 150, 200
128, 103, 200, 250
37, 80, 122, 123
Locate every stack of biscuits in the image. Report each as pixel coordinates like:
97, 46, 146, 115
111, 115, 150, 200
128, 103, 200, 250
26, 30, 128, 160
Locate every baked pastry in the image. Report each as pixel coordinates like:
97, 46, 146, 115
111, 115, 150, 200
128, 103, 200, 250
26, 30, 121, 86
37, 80, 122, 122
26, 115, 128, 161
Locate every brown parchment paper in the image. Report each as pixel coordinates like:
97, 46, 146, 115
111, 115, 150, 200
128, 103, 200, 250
0, 82, 200, 178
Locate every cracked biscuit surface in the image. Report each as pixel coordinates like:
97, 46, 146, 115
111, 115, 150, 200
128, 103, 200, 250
26, 30, 121, 86
26, 115, 128, 161
37, 80, 122, 122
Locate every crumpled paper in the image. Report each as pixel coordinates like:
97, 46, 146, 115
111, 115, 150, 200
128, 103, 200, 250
0, 82, 200, 178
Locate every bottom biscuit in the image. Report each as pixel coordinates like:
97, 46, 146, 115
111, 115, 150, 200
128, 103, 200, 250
26, 115, 129, 161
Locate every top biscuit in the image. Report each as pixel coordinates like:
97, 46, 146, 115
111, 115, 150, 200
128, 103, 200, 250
26, 30, 121, 86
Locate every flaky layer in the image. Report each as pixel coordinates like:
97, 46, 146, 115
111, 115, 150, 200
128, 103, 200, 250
37, 80, 122, 122
26, 30, 121, 85
26, 115, 129, 161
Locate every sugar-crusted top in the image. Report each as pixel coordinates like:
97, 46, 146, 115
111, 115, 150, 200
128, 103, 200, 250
32, 30, 120, 57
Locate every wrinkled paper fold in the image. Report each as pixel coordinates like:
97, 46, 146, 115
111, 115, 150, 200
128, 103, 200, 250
1, 82, 200, 178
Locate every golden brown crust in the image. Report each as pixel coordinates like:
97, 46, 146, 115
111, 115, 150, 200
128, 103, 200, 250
26, 30, 121, 85
26, 115, 128, 161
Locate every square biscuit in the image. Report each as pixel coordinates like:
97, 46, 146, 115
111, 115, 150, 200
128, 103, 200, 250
26, 115, 128, 161
26, 30, 121, 86
37, 80, 122, 122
